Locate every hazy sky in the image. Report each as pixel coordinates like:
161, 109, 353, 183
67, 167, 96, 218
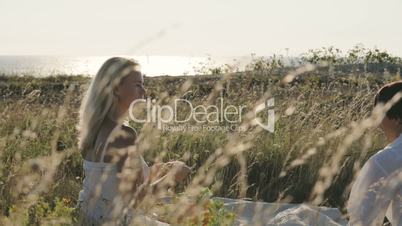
1, 0, 401, 56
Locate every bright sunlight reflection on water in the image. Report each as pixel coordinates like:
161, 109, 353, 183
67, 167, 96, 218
0, 55, 249, 77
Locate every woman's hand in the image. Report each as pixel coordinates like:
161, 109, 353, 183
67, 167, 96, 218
150, 161, 191, 184
169, 161, 192, 183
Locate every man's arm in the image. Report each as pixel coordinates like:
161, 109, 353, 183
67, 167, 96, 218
347, 158, 392, 226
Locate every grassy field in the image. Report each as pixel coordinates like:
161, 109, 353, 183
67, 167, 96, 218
0, 66, 398, 225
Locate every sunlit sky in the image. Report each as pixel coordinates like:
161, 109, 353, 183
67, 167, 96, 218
1, 0, 402, 57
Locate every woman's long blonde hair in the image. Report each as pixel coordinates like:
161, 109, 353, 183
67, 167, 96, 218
77, 57, 140, 157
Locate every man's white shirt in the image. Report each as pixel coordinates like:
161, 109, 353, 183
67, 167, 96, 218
348, 133, 402, 226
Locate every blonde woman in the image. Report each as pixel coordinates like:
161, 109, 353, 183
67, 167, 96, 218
76, 57, 191, 225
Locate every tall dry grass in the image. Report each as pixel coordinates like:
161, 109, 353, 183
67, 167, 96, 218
0, 65, 398, 225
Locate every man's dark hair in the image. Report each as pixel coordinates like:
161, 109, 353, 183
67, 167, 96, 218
374, 81, 402, 121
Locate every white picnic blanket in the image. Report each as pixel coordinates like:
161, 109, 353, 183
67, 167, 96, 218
211, 197, 348, 226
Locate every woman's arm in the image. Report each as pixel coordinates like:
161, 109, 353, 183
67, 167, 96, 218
109, 126, 191, 204
149, 161, 192, 184
130, 161, 192, 208
105, 125, 148, 193
141, 161, 192, 195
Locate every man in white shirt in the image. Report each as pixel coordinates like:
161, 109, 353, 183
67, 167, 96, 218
348, 81, 402, 226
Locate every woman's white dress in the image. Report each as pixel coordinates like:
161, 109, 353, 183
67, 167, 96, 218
77, 144, 168, 225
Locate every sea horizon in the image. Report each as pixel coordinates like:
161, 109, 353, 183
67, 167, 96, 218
0, 55, 259, 77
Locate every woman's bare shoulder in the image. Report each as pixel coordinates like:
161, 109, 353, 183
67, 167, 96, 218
120, 125, 138, 141
110, 125, 137, 147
